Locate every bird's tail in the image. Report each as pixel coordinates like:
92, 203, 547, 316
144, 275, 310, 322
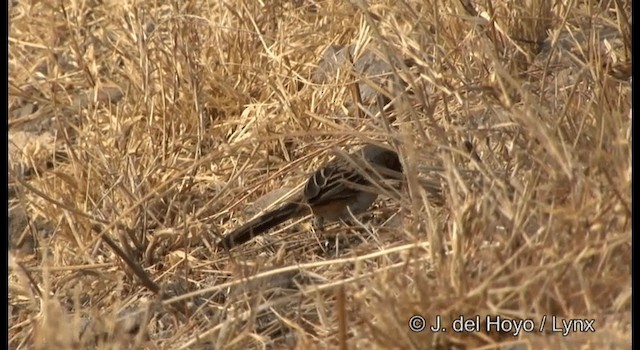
217, 202, 307, 250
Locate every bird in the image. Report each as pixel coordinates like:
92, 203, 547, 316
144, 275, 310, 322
217, 144, 404, 250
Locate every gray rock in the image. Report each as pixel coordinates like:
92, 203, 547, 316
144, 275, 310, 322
313, 44, 396, 105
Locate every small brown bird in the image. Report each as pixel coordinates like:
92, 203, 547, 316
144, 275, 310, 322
217, 144, 403, 250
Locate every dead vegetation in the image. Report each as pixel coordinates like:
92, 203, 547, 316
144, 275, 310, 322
9, 0, 631, 349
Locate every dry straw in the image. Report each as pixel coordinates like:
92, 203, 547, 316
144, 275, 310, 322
9, 0, 630, 349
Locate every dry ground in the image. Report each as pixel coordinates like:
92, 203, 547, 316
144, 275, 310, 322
9, 0, 631, 349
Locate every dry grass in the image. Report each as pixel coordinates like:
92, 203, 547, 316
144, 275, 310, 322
9, 0, 631, 349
